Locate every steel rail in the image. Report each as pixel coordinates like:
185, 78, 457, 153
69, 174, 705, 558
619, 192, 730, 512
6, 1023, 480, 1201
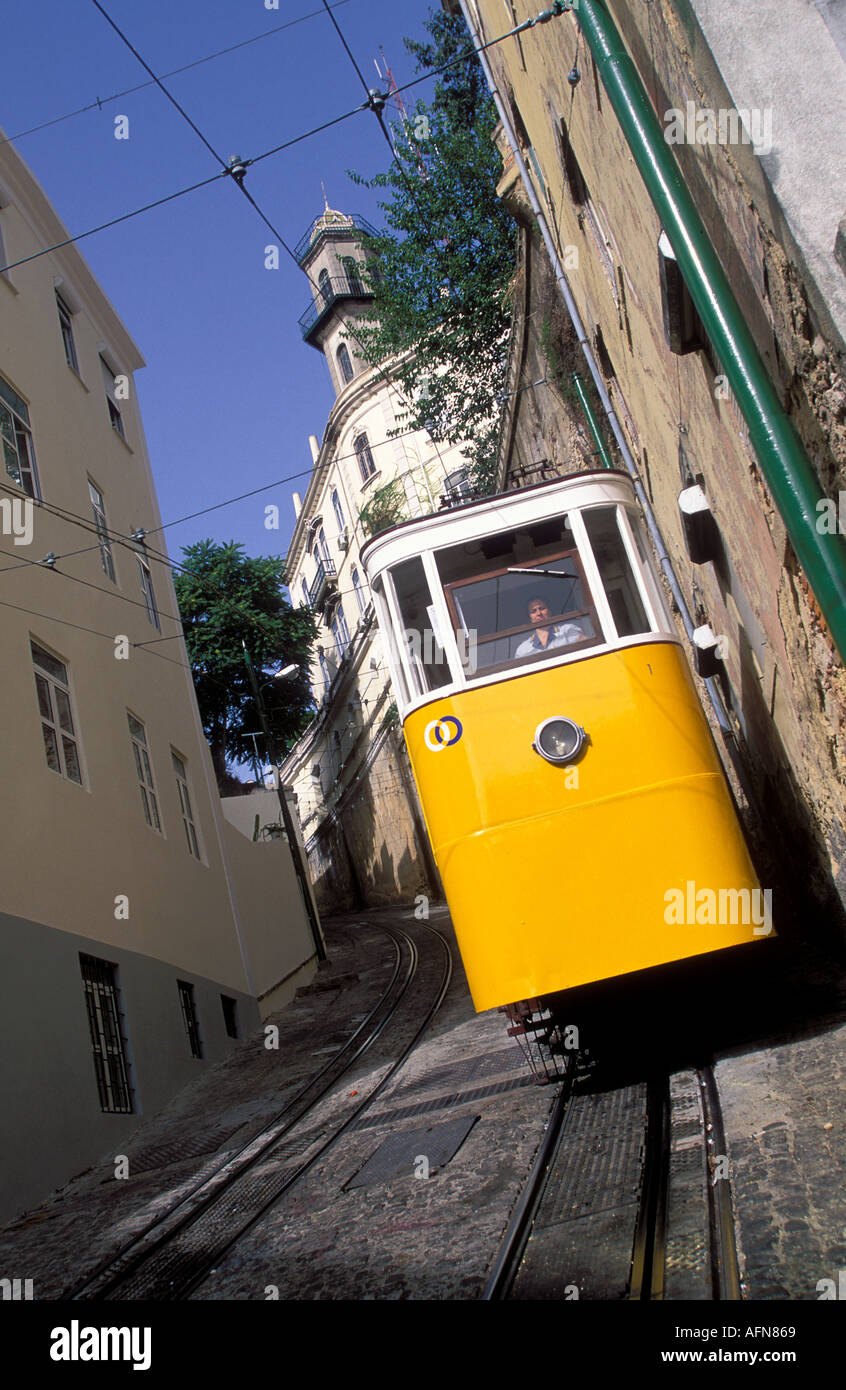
629, 1075, 671, 1300
482, 1060, 577, 1299
166, 920, 453, 1302
66, 922, 411, 1300
699, 1064, 742, 1301
81, 921, 451, 1300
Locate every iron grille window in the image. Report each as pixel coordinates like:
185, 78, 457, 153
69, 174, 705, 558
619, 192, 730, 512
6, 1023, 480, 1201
88, 480, 116, 581
172, 751, 201, 859
31, 640, 83, 783
79, 955, 133, 1113
56, 294, 79, 372
221, 995, 239, 1038
0, 376, 39, 498
137, 555, 161, 631
354, 433, 376, 483
177, 981, 203, 1058
128, 712, 162, 831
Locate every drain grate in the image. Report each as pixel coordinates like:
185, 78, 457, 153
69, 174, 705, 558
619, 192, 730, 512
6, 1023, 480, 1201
344, 1115, 479, 1190
390, 1049, 526, 1100
129, 1125, 239, 1175
356, 1074, 534, 1130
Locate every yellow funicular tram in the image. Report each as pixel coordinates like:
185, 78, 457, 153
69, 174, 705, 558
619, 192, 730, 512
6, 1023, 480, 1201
361, 471, 768, 1013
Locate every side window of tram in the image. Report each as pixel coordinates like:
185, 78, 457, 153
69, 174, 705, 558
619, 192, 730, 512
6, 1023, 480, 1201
581, 507, 651, 637
435, 517, 599, 673
388, 556, 453, 694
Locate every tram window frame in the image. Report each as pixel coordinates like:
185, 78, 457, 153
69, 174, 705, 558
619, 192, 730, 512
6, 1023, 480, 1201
370, 574, 411, 708
580, 506, 653, 639
437, 533, 603, 678
384, 555, 454, 697
619, 507, 675, 634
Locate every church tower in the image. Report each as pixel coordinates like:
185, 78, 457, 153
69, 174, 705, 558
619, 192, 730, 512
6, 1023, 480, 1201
295, 198, 378, 396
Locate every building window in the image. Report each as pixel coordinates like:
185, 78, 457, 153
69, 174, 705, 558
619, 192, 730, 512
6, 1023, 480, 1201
442, 468, 475, 504
351, 566, 366, 615
311, 523, 331, 566
31, 640, 83, 784
301, 577, 310, 607
318, 267, 331, 306
337, 343, 354, 385
177, 981, 203, 1059
137, 555, 161, 631
128, 712, 162, 832
658, 231, 706, 355
172, 751, 201, 859
107, 397, 125, 437
331, 487, 346, 533
56, 294, 79, 373
343, 257, 363, 294
332, 602, 350, 656
88, 480, 116, 582
557, 118, 588, 206
318, 646, 329, 687
100, 355, 126, 439
0, 376, 39, 498
79, 955, 134, 1114
221, 995, 239, 1039
354, 432, 376, 483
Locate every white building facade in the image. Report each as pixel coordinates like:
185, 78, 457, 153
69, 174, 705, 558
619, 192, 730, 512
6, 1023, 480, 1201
0, 136, 319, 1226
281, 206, 472, 909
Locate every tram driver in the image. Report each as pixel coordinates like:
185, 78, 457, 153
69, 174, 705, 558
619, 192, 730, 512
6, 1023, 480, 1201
514, 597, 589, 658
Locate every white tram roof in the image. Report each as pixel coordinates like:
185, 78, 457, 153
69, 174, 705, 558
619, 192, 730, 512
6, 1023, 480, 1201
360, 469, 637, 579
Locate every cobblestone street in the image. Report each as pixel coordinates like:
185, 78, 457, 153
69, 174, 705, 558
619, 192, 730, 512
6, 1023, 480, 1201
1, 905, 844, 1307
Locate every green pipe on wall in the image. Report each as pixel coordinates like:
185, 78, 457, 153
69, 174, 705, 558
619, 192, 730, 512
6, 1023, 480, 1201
575, 0, 846, 660
572, 370, 615, 468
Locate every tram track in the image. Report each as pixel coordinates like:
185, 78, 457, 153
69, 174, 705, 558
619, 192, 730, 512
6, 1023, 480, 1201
66, 918, 452, 1301
484, 1055, 741, 1302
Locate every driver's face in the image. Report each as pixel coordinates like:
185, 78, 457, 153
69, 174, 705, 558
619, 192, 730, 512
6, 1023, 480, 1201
528, 601, 551, 623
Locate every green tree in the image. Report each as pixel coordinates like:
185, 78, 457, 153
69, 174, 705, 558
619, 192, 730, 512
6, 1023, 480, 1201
173, 540, 316, 789
349, 6, 516, 493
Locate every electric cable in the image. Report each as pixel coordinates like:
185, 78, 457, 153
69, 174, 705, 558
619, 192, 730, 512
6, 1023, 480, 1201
85, 0, 457, 504
0, 2, 356, 150
0, 9, 570, 274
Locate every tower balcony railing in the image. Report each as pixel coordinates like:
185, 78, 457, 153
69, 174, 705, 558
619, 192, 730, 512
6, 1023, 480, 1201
308, 558, 337, 609
298, 276, 374, 341
293, 212, 379, 266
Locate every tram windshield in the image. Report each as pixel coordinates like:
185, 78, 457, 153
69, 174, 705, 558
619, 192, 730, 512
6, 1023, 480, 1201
434, 513, 600, 674
376, 504, 662, 703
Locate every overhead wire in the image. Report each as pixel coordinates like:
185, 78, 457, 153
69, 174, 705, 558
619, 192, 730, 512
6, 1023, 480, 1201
0, 1, 356, 150
83, 0, 456, 498
0, 3, 569, 695
0, 10, 569, 274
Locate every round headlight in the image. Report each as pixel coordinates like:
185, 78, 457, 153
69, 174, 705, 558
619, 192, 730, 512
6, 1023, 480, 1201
533, 716, 587, 765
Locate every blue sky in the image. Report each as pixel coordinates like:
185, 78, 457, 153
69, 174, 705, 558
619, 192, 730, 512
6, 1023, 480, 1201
4, 0, 442, 572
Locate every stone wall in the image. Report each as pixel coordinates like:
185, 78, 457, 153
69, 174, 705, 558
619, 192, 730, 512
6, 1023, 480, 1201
478, 0, 846, 937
